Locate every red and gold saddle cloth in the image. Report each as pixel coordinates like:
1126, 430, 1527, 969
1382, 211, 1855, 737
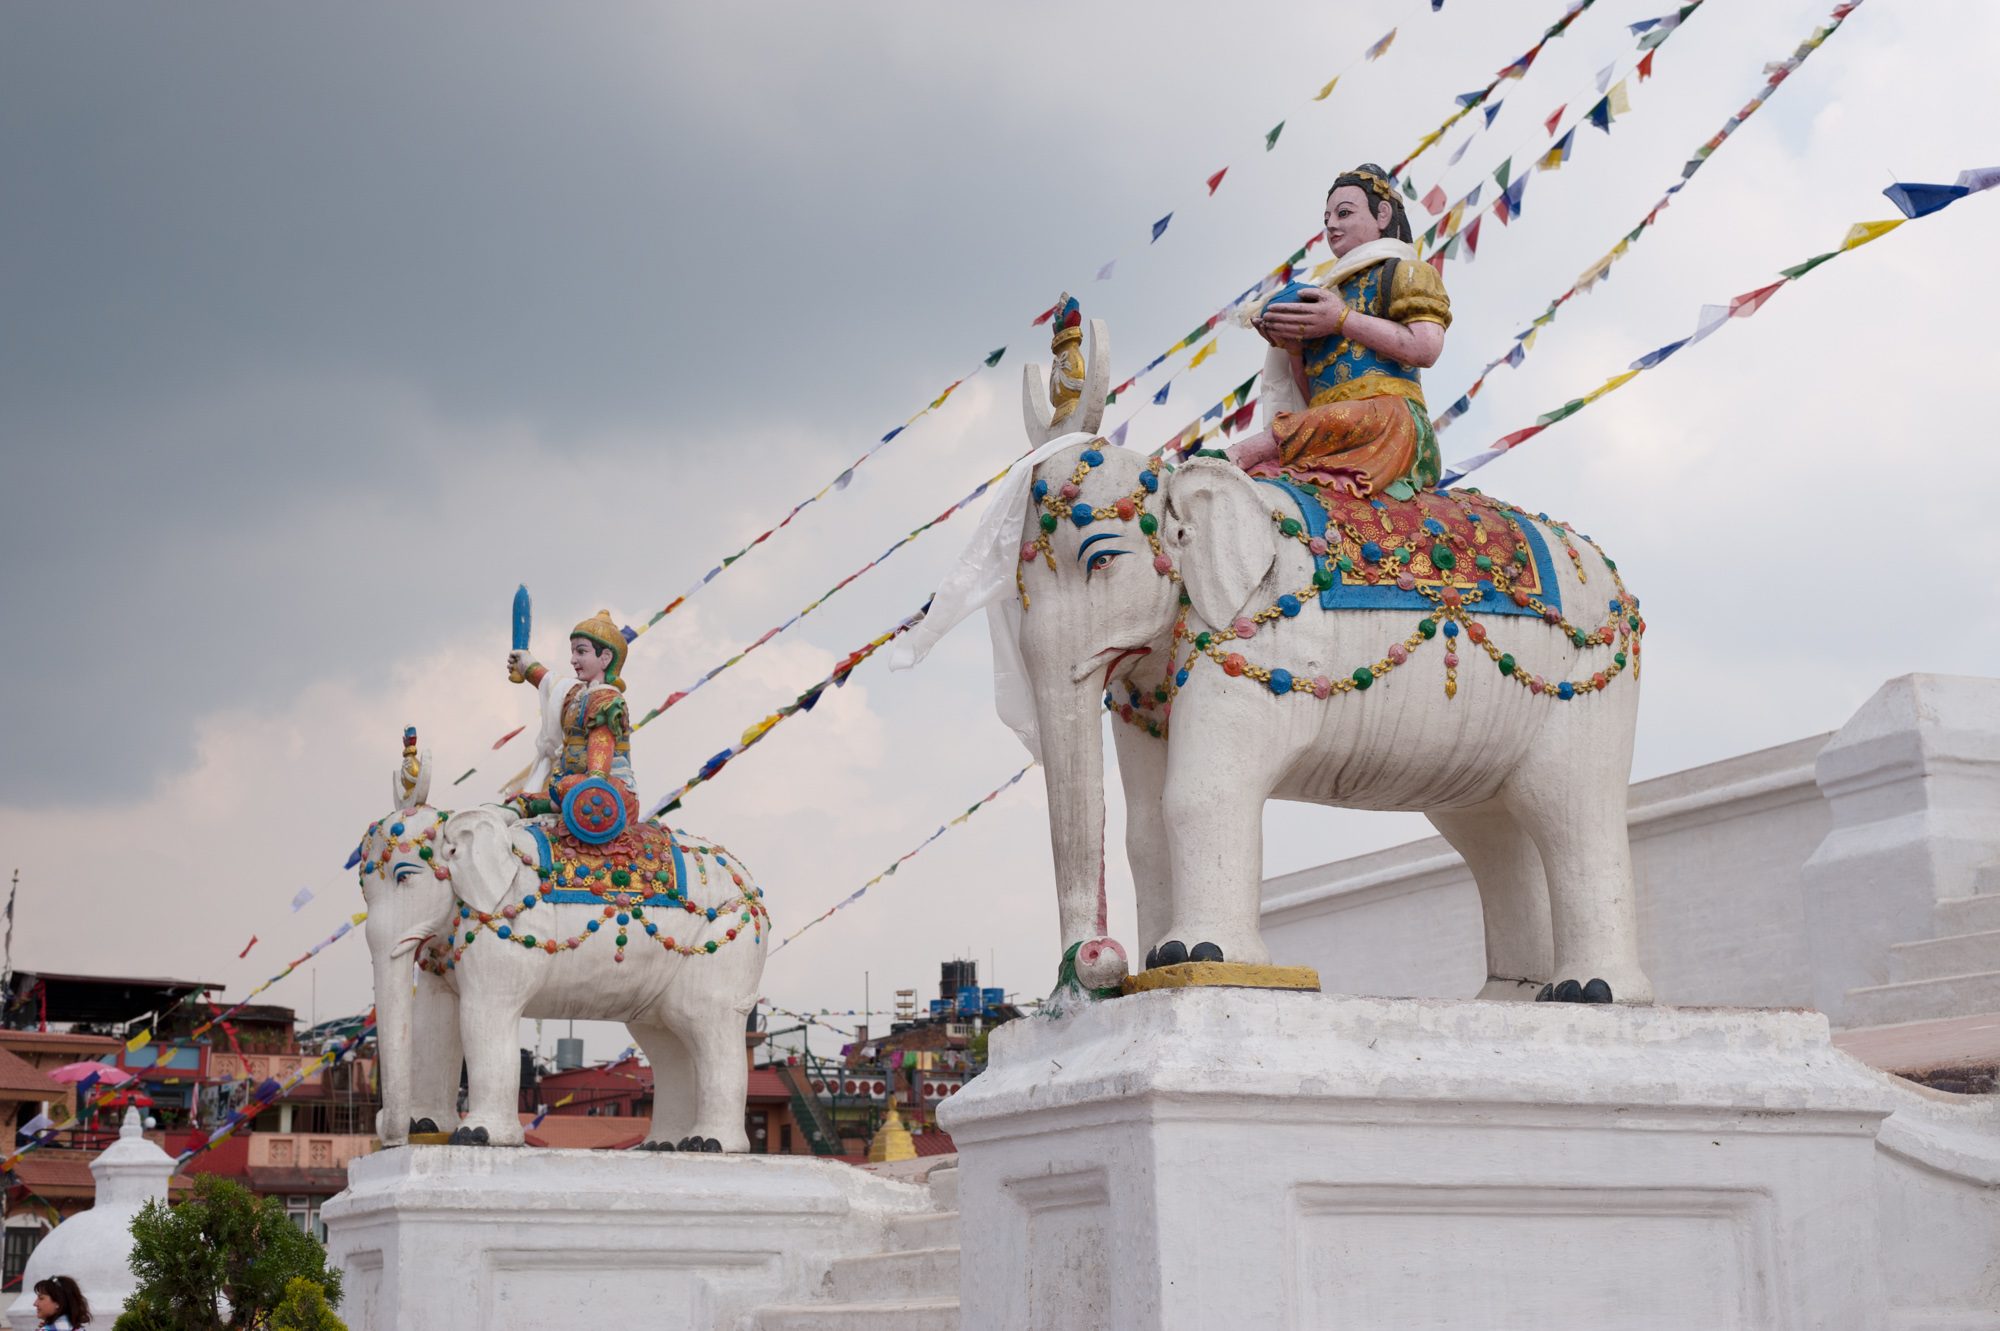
1258, 476, 1565, 619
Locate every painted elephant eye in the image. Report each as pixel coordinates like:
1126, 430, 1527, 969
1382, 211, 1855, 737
1086, 549, 1128, 577
394, 864, 421, 884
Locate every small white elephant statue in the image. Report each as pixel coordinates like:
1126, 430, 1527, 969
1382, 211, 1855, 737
356, 741, 769, 1150
1010, 438, 1654, 1007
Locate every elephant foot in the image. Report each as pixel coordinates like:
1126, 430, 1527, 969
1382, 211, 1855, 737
447, 1125, 491, 1146
1148, 940, 1189, 969
409, 1117, 440, 1135
638, 1139, 676, 1152
1536, 978, 1614, 1004
1188, 942, 1224, 963
676, 1135, 723, 1153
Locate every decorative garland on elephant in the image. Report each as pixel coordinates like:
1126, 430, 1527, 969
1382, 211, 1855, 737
1015, 445, 1646, 742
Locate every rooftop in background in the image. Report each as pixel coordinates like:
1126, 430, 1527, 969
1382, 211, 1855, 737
3, 971, 221, 1030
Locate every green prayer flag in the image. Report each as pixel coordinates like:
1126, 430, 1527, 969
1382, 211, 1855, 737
1494, 158, 1512, 190
1286, 247, 1308, 266
1233, 373, 1259, 402
1104, 389, 1120, 405
1537, 399, 1587, 426
1186, 322, 1212, 345
1779, 251, 1838, 280
985, 347, 1006, 367
1265, 121, 1284, 151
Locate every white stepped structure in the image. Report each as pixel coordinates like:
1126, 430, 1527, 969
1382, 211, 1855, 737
1261, 673, 2000, 1035
745, 1205, 962, 1330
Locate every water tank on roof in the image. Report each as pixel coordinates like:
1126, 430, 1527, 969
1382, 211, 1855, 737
957, 986, 982, 1014
555, 1037, 585, 1071
982, 987, 1005, 1012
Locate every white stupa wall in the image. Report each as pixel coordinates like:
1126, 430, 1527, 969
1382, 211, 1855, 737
1261, 674, 2000, 1026
6, 1109, 174, 1331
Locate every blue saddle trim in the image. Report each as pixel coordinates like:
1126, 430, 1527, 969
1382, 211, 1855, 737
1253, 477, 1562, 619
521, 822, 691, 907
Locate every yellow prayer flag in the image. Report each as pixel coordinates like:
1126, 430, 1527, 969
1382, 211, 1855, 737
1310, 259, 1338, 280
1540, 144, 1566, 172
1313, 75, 1339, 102
1607, 80, 1631, 116
740, 714, 781, 747
1581, 370, 1640, 404
126, 1031, 151, 1054
555, 1092, 575, 1108
352, 911, 368, 926
1188, 340, 1218, 370
1841, 219, 1904, 251
1522, 330, 1539, 352
1442, 204, 1465, 236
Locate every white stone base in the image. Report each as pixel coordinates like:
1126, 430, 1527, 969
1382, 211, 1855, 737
940, 988, 1904, 1331
321, 1147, 936, 1331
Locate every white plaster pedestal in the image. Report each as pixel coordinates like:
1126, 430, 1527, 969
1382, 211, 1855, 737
939, 988, 1901, 1331
321, 1147, 933, 1331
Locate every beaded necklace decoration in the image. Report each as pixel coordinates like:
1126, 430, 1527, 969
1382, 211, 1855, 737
361, 809, 767, 974
1011, 448, 1646, 742
1017, 444, 1178, 608
424, 829, 767, 973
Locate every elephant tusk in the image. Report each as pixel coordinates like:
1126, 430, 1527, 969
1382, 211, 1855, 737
389, 933, 435, 960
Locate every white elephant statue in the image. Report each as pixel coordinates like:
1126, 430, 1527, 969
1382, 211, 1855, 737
356, 737, 770, 1150
1003, 433, 1653, 1007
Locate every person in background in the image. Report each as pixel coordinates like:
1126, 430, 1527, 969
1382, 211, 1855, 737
32, 1276, 91, 1329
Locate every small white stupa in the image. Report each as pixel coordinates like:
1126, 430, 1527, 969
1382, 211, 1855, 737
6, 1108, 175, 1331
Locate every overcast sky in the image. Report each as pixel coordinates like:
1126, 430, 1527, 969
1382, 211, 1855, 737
3, 0, 1995, 1062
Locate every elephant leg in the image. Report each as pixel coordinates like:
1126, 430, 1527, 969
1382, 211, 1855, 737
1498, 705, 1653, 1005
1427, 802, 1553, 1000
1109, 719, 1172, 963
1158, 714, 1278, 965
456, 988, 529, 1145
628, 1021, 698, 1148
410, 975, 463, 1132
675, 1010, 751, 1152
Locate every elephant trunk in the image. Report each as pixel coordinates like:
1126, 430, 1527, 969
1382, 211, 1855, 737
1032, 667, 1114, 958
369, 937, 416, 1143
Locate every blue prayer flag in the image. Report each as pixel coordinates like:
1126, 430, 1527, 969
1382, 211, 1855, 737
1883, 181, 1969, 219
1153, 383, 1171, 407
1629, 338, 1689, 371
1151, 213, 1172, 243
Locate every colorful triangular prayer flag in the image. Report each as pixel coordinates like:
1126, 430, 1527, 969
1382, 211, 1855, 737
985, 347, 1006, 367
1455, 89, 1486, 109
1637, 50, 1656, 81
1494, 158, 1512, 191
1188, 340, 1218, 370
1540, 129, 1575, 171
1484, 100, 1505, 128
1595, 63, 1616, 94
1629, 338, 1689, 371
1841, 218, 1904, 250
1031, 304, 1058, 327
1097, 259, 1116, 281
1608, 80, 1631, 116
1463, 215, 1483, 257
1588, 97, 1612, 132
1107, 421, 1130, 448
1153, 382, 1171, 407
1206, 168, 1228, 196
1544, 105, 1566, 136
1365, 28, 1396, 60
1448, 135, 1474, 166
1313, 76, 1339, 102
1265, 122, 1285, 151
1728, 281, 1786, 318
1956, 167, 2000, 194
1882, 182, 1967, 220
1151, 213, 1172, 243
1421, 186, 1448, 216
291, 886, 314, 913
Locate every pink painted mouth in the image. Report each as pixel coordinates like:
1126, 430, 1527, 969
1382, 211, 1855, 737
1073, 645, 1152, 687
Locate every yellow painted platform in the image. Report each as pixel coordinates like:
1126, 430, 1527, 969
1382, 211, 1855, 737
1121, 961, 1321, 995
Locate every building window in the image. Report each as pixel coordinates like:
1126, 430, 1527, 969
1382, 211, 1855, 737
748, 1111, 768, 1155
780, 1123, 794, 1155
284, 1195, 324, 1243
3, 1226, 45, 1292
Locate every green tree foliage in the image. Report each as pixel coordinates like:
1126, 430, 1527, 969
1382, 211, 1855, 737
270, 1278, 346, 1331
114, 1175, 344, 1331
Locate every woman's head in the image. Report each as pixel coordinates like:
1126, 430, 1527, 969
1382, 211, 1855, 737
1323, 162, 1412, 254
33, 1276, 90, 1325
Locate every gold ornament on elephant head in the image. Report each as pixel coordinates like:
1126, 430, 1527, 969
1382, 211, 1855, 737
1047, 293, 1087, 423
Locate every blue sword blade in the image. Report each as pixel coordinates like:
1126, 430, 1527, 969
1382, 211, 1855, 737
512, 584, 532, 652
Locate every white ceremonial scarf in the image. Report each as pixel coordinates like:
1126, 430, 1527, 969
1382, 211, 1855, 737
888, 431, 1098, 761
1243, 237, 1418, 421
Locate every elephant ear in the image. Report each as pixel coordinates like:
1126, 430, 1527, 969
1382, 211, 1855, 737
1165, 459, 1281, 628
440, 807, 524, 917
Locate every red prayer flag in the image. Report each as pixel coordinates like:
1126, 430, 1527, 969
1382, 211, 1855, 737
493, 724, 526, 750
1420, 186, 1448, 216
1496, 424, 1548, 450
1427, 251, 1447, 275
238, 936, 259, 959
1544, 105, 1566, 136
1205, 167, 1228, 195
1031, 304, 1058, 327
1463, 215, 1483, 256
1637, 50, 1655, 81
1729, 281, 1786, 318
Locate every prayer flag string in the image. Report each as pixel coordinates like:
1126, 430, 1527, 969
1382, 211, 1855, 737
769, 764, 1036, 955
647, 607, 931, 817
1438, 168, 1995, 486
1429, 0, 1860, 433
